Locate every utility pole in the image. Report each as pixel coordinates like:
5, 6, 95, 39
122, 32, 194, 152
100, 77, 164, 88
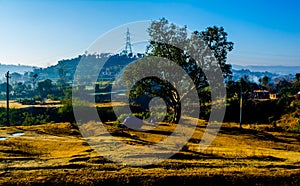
5, 71, 11, 127
240, 91, 243, 128
239, 77, 243, 129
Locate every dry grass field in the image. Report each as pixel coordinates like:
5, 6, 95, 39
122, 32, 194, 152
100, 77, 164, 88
0, 100, 62, 109
0, 119, 299, 185
0, 100, 126, 109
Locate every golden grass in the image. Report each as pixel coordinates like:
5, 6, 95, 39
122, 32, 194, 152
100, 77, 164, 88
0, 100, 127, 109
0, 100, 62, 108
95, 101, 128, 107
276, 109, 300, 129
0, 100, 27, 109
0, 120, 299, 185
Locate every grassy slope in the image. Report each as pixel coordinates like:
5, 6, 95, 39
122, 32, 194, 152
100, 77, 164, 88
0, 121, 299, 185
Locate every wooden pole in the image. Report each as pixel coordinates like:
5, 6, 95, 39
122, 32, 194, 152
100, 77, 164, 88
239, 78, 243, 129
240, 91, 242, 128
5, 71, 10, 127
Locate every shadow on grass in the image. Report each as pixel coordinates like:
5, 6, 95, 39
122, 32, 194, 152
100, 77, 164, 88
218, 127, 288, 143
256, 164, 300, 169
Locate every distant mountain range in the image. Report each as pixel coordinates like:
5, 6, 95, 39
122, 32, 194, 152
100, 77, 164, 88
0, 64, 36, 82
232, 64, 300, 75
0, 61, 299, 84
231, 64, 300, 83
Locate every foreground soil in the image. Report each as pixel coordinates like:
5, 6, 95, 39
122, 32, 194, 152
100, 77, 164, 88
0, 120, 300, 185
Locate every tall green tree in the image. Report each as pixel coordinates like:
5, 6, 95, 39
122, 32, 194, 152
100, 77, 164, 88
197, 26, 234, 80
123, 18, 234, 123
37, 79, 53, 99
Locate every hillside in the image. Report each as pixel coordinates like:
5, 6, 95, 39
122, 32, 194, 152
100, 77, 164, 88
31, 53, 139, 82
1, 58, 299, 85
0, 64, 35, 82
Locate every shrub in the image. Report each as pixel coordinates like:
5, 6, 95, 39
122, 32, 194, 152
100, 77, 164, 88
58, 99, 76, 122
22, 112, 49, 126
290, 120, 300, 133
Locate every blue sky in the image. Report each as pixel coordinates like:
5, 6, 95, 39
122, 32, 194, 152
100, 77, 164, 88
0, 0, 299, 67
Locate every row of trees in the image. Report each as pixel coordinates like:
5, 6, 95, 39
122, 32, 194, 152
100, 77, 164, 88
0, 78, 71, 102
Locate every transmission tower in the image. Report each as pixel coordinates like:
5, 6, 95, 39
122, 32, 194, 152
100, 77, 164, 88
124, 28, 132, 54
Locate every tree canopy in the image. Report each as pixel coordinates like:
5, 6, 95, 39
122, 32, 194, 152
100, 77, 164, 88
197, 26, 234, 80
119, 18, 233, 123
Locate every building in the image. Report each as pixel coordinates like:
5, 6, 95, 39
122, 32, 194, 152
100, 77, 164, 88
269, 93, 278, 99
296, 91, 300, 100
252, 90, 270, 99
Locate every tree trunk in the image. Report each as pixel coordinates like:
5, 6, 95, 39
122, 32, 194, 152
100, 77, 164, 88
172, 99, 181, 124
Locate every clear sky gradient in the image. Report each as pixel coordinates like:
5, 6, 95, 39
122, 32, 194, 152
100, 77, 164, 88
0, 0, 299, 67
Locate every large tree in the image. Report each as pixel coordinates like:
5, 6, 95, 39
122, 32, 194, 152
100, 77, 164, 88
122, 18, 233, 123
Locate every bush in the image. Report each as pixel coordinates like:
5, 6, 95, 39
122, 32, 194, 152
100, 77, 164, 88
0, 107, 51, 126
58, 99, 74, 122
22, 112, 49, 126
290, 120, 300, 133
0, 108, 7, 126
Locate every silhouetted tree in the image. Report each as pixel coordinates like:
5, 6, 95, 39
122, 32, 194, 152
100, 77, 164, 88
262, 76, 269, 88
296, 73, 300, 82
